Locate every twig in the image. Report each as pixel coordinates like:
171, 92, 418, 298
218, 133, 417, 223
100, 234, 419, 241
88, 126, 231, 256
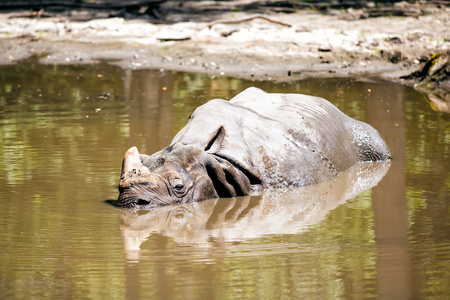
8, 8, 54, 19
429, 0, 450, 5
157, 37, 191, 42
208, 14, 292, 29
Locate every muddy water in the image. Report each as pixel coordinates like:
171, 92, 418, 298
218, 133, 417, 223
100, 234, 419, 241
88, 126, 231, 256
0, 60, 449, 299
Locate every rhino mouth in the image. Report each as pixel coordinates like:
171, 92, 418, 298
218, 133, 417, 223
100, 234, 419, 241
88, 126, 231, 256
117, 183, 172, 209
122, 197, 152, 209
116, 187, 144, 209
117, 194, 154, 209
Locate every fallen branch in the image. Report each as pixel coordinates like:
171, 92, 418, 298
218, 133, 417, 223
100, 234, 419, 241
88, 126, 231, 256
157, 37, 191, 42
429, 0, 450, 5
1, 0, 164, 10
208, 14, 292, 29
8, 8, 55, 19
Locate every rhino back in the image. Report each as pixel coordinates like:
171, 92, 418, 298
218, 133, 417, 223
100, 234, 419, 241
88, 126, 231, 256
171, 87, 388, 187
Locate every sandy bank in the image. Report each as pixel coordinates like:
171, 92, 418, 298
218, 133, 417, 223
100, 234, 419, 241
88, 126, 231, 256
0, 4, 449, 87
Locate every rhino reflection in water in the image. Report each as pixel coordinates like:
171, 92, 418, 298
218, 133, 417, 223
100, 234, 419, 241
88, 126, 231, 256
119, 162, 390, 259
117, 87, 390, 209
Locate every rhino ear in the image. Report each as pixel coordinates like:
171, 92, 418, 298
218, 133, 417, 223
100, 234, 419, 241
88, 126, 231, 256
204, 126, 225, 154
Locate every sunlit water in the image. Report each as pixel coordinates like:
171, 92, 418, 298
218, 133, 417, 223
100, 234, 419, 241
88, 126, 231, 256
0, 59, 449, 299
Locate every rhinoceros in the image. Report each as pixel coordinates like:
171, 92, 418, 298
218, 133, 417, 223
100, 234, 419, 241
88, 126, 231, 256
117, 87, 390, 208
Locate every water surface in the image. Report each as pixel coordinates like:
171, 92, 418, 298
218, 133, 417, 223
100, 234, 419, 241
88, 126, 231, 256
0, 60, 449, 299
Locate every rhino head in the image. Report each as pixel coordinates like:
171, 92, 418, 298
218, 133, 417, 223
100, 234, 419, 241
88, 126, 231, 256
116, 129, 253, 209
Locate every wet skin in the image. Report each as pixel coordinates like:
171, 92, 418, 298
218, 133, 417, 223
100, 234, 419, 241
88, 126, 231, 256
117, 87, 390, 209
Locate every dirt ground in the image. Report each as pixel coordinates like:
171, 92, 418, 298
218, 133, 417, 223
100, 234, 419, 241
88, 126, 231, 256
0, 2, 449, 101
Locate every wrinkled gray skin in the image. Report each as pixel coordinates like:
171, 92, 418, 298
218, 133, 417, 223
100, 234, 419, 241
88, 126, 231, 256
117, 87, 390, 209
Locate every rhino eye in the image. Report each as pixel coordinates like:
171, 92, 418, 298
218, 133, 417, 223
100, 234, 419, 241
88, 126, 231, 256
170, 178, 185, 191
174, 184, 184, 190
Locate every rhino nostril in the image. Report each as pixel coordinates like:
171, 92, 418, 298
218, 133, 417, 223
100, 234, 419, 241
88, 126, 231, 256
137, 199, 151, 206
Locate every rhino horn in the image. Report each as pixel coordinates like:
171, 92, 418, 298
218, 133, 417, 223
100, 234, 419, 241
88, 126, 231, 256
119, 146, 158, 188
